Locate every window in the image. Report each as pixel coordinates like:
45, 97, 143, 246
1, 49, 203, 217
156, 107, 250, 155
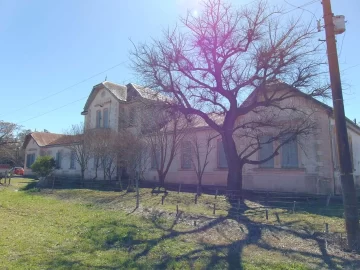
103, 108, 109, 128
26, 153, 36, 168
181, 141, 192, 169
119, 107, 126, 129
217, 140, 228, 168
151, 148, 160, 169
70, 151, 76, 169
281, 136, 298, 168
259, 136, 274, 168
96, 110, 102, 128
129, 107, 136, 126
56, 151, 62, 169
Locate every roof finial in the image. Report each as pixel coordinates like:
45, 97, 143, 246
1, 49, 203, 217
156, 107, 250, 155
104, 75, 107, 81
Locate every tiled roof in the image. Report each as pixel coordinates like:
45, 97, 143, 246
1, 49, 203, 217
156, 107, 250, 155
24, 132, 81, 148
128, 83, 169, 102
103, 81, 127, 101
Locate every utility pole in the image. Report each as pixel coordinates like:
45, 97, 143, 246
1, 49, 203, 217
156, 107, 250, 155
322, 0, 359, 250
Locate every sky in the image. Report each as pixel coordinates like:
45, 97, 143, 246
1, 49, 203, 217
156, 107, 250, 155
0, 0, 359, 134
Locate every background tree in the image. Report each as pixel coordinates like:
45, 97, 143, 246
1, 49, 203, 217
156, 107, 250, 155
0, 121, 20, 166
188, 129, 216, 195
131, 0, 328, 198
141, 105, 190, 189
89, 129, 122, 181
65, 123, 92, 184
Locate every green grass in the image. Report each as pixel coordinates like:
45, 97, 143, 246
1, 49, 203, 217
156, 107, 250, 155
0, 178, 358, 269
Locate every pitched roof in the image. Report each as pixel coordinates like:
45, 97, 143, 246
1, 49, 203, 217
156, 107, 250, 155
102, 81, 127, 101
23, 132, 82, 149
127, 83, 169, 102
82, 81, 168, 115
82, 81, 128, 114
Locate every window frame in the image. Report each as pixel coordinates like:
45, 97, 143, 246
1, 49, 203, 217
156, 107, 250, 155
70, 151, 76, 169
259, 135, 275, 168
103, 108, 109, 128
96, 110, 102, 128
181, 140, 193, 169
217, 139, 228, 169
281, 135, 299, 168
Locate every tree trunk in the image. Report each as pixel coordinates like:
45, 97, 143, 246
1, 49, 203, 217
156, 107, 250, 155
197, 177, 202, 196
226, 161, 243, 200
158, 173, 165, 188
222, 131, 243, 200
81, 169, 85, 188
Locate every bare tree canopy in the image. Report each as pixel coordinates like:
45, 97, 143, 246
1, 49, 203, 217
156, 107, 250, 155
0, 121, 18, 146
65, 123, 91, 183
131, 0, 329, 198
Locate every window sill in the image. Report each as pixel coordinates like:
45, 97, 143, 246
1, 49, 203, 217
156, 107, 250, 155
214, 167, 228, 171
254, 167, 305, 172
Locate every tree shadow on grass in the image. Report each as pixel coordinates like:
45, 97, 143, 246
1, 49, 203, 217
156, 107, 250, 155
19, 179, 38, 191
44, 200, 359, 270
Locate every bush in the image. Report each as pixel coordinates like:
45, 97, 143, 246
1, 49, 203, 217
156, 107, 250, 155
31, 156, 56, 178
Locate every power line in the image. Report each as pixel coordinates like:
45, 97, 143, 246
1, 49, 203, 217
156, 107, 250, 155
273, 0, 319, 20
16, 96, 88, 125
341, 63, 360, 73
284, 0, 319, 20
0, 60, 128, 119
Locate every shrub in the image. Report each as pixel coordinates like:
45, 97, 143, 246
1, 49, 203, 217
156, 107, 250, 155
31, 156, 56, 178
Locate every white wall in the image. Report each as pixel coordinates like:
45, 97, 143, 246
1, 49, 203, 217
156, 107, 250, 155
85, 88, 120, 131
24, 138, 41, 176
24, 141, 81, 177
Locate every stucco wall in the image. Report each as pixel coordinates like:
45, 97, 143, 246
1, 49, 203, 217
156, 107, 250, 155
85, 87, 120, 131
24, 138, 41, 176
332, 118, 360, 193
24, 140, 81, 178
143, 97, 336, 195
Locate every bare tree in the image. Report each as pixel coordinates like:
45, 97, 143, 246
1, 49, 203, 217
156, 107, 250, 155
0, 121, 18, 146
189, 130, 216, 195
0, 121, 21, 166
142, 105, 190, 189
65, 123, 92, 184
89, 129, 122, 181
131, 0, 328, 198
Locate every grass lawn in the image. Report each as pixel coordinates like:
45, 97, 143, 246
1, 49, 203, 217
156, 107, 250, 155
0, 178, 359, 269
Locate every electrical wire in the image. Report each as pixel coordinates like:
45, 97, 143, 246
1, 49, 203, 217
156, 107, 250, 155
16, 95, 88, 125
338, 32, 346, 58
0, 60, 128, 119
284, 0, 319, 21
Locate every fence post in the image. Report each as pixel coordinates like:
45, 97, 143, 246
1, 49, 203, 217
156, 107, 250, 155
195, 194, 198, 204
325, 223, 329, 233
178, 183, 181, 194
213, 203, 216, 215
176, 204, 179, 216
194, 220, 197, 226
161, 195, 165, 205
292, 201, 296, 213
266, 208, 269, 220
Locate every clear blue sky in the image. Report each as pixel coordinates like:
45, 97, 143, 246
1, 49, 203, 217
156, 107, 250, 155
0, 0, 359, 134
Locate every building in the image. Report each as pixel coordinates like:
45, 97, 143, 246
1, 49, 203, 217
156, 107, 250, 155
23, 81, 360, 195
